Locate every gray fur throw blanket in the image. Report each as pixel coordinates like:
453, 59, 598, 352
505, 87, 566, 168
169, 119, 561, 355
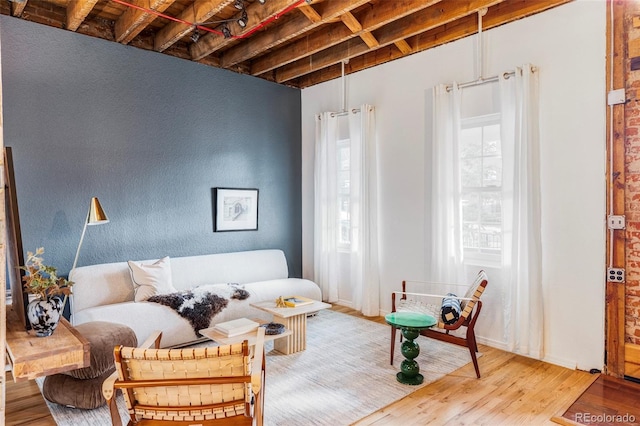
147, 284, 250, 336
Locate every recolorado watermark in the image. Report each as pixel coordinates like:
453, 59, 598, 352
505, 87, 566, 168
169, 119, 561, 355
574, 412, 636, 424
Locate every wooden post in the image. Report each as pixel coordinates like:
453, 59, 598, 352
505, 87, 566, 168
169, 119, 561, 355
606, 0, 626, 378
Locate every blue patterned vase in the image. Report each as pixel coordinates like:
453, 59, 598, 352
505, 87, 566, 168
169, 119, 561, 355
26, 297, 63, 337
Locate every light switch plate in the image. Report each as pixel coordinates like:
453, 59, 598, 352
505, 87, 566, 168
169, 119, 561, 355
608, 89, 626, 105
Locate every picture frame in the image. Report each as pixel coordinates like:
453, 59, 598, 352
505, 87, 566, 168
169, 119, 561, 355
213, 187, 259, 232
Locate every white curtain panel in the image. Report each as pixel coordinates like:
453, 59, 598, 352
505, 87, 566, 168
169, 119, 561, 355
349, 105, 380, 316
500, 64, 544, 359
313, 105, 380, 316
430, 84, 466, 284
314, 112, 340, 302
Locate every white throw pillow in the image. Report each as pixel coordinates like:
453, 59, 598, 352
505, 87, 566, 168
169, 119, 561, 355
128, 256, 177, 302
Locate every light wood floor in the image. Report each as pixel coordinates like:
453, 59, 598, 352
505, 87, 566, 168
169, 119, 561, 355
5, 306, 598, 426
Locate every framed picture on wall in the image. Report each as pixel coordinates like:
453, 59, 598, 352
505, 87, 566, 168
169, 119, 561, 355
213, 188, 259, 232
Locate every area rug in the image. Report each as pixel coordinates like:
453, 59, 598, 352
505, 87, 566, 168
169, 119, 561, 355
37, 310, 475, 425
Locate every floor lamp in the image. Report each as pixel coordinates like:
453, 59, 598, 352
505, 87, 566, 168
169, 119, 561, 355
68, 197, 109, 323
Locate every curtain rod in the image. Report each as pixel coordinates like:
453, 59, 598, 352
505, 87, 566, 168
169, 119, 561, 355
445, 67, 536, 92
332, 108, 361, 117
315, 108, 362, 120
323, 108, 361, 118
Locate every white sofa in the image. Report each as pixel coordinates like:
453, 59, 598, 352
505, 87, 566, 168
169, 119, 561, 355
70, 249, 322, 348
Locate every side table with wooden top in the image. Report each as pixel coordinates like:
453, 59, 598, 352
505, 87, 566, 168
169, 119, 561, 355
250, 299, 331, 354
5, 306, 90, 382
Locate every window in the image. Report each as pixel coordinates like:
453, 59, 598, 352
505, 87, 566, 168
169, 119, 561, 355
459, 114, 502, 261
337, 139, 351, 249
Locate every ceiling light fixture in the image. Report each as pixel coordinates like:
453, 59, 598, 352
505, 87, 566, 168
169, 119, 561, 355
234, 0, 244, 10
258, 0, 266, 3
191, 28, 200, 42
237, 10, 248, 28
221, 24, 232, 39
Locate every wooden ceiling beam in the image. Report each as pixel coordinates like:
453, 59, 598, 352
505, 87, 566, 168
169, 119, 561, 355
341, 11, 379, 48
189, 0, 301, 61
394, 39, 413, 55
11, 0, 27, 17
67, 0, 100, 31
360, 31, 380, 49
340, 11, 362, 33
276, 0, 503, 83
481, 0, 571, 26
296, 0, 571, 88
251, 0, 440, 77
220, 0, 370, 69
154, 0, 233, 52
297, 3, 322, 23
115, 0, 177, 44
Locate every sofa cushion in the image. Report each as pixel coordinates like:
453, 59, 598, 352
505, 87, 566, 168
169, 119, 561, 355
128, 256, 177, 302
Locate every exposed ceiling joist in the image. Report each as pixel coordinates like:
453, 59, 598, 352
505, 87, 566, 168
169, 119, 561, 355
275, 0, 504, 83
296, 0, 572, 88
0, 0, 573, 89
67, 0, 100, 31
189, 0, 302, 61
222, 0, 370, 69
11, 0, 27, 17
115, 0, 177, 44
251, 0, 439, 77
154, 0, 233, 52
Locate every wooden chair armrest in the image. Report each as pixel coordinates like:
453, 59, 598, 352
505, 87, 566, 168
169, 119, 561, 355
139, 330, 162, 349
251, 327, 266, 393
102, 370, 118, 401
102, 371, 123, 426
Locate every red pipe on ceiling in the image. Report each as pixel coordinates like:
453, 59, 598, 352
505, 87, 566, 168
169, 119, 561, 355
110, 0, 306, 40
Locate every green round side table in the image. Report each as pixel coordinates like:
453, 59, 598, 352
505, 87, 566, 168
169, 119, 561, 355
385, 311, 437, 385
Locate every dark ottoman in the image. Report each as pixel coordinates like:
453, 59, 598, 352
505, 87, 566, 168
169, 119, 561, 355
42, 321, 137, 409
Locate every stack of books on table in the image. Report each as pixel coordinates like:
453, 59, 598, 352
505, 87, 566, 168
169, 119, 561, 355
212, 318, 259, 337
283, 295, 314, 307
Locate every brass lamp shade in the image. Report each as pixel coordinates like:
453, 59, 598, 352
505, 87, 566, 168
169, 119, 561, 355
88, 197, 109, 225
71, 197, 110, 273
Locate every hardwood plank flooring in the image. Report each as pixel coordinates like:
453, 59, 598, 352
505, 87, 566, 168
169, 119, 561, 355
5, 375, 55, 426
552, 375, 640, 425
4, 306, 602, 425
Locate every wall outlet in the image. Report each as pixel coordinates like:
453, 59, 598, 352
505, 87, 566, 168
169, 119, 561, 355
608, 215, 626, 229
607, 267, 625, 283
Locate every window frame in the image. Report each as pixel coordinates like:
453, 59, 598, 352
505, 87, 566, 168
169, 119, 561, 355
336, 138, 351, 251
459, 113, 502, 266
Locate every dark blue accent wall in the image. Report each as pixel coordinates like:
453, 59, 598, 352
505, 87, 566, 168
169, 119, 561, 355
0, 17, 303, 277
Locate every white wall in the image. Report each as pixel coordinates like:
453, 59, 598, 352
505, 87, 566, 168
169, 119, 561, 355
301, 0, 606, 371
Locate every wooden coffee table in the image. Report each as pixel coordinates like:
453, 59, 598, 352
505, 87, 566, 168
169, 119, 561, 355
250, 300, 331, 354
